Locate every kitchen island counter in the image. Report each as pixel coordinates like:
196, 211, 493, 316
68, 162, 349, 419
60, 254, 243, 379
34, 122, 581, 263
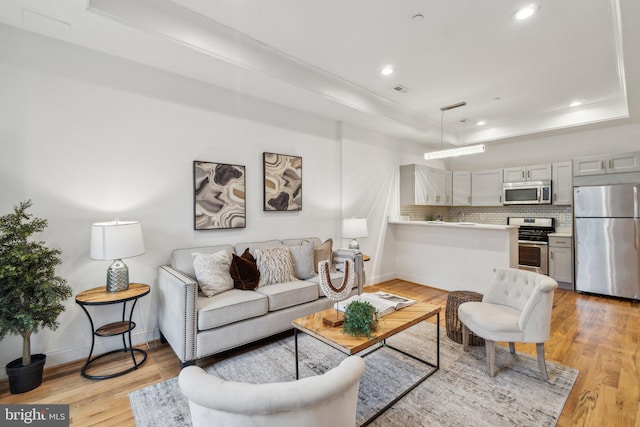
388, 220, 518, 294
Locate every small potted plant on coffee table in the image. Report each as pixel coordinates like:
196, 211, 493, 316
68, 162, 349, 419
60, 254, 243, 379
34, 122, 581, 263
342, 300, 378, 338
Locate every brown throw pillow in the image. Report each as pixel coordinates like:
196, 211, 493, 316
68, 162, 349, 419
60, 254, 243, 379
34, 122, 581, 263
230, 249, 260, 290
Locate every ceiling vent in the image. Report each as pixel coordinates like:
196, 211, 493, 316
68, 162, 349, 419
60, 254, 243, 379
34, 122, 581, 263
392, 85, 409, 93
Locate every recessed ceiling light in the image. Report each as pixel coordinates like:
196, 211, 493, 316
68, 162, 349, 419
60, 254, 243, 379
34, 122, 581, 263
476, 120, 486, 126
381, 65, 394, 76
569, 101, 582, 107
513, 4, 538, 21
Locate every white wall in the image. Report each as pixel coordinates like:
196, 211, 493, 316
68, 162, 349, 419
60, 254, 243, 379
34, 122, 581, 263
340, 123, 445, 284
0, 25, 345, 376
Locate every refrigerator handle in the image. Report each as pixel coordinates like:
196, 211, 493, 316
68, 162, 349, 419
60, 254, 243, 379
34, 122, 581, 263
635, 186, 639, 250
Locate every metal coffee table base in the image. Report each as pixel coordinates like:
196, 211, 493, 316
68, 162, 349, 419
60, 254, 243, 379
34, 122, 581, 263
294, 313, 440, 427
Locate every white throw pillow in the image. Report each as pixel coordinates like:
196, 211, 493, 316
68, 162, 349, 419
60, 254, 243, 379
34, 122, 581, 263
287, 243, 316, 280
192, 250, 234, 297
255, 246, 297, 287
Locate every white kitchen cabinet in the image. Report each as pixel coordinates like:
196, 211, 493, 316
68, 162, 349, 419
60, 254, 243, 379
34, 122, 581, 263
471, 169, 503, 206
452, 171, 471, 206
427, 167, 446, 205
548, 236, 573, 288
399, 164, 446, 205
573, 151, 640, 176
445, 170, 453, 206
399, 164, 428, 205
503, 163, 551, 182
552, 161, 573, 205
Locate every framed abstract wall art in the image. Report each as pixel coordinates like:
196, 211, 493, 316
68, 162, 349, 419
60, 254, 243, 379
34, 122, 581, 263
263, 152, 302, 211
193, 161, 246, 230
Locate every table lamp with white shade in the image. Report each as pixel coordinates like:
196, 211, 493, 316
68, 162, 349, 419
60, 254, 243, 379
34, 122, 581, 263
342, 218, 368, 250
90, 220, 145, 292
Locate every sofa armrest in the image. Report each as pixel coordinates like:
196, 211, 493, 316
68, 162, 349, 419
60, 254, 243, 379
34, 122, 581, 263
332, 249, 365, 294
157, 265, 198, 364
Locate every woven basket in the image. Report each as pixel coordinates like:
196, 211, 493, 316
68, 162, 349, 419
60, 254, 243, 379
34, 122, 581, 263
445, 290, 485, 346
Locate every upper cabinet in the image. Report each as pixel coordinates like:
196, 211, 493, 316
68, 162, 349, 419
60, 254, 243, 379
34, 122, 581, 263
445, 171, 453, 206
452, 171, 471, 206
400, 164, 428, 205
573, 151, 640, 176
471, 169, 503, 206
503, 164, 551, 182
552, 161, 572, 205
399, 164, 446, 206
427, 167, 446, 205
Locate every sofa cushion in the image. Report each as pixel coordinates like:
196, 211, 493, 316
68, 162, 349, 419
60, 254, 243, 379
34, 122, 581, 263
230, 249, 260, 290
192, 251, 234, 297
282, 237, 322, 248
255, 280, 319, 311
234, 240, 282, 256
286, 242, 316, 280
255, 247, 297, 287
171, 245, 234, 279
197, 289, 268, 330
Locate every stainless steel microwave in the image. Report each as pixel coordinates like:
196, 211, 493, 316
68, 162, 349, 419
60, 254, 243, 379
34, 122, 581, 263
502, 180, 552, 205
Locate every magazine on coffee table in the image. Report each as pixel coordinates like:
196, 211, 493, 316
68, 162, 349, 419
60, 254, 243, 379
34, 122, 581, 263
336, 291, 416, 317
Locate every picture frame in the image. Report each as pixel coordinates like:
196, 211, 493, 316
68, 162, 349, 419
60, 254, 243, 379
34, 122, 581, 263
193, 161, 246, 230
263, 152, 302, 211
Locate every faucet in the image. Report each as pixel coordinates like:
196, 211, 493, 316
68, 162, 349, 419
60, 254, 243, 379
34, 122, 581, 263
457, 211, 466, 222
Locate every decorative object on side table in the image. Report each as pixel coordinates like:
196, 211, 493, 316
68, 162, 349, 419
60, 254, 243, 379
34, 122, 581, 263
90, 220, 145, 292
342, 300, 379, 338
342, 217, 368, 250
193, 161, 246, 230
318, 259, 355, 326
263, 152, 302, 211
0, 200, 73, 394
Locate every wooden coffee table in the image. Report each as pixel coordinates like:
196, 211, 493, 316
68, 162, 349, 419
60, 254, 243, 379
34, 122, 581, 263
292, 301, 441, 426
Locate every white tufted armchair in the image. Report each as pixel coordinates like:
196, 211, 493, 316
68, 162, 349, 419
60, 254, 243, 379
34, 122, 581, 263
178, 355, 365, 427
458, 268, 558, 379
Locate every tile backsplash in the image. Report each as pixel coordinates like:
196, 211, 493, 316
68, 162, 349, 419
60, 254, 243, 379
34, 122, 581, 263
400, 205, 573, 228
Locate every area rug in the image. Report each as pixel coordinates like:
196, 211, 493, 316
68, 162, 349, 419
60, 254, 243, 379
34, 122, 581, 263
129, 322, 578, 426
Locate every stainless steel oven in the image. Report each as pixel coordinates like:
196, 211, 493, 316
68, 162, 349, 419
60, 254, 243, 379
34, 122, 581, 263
517, 242, 548, 275
507, 217, 555, 275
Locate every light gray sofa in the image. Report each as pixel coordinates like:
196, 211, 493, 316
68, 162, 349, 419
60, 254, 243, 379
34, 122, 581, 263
157, 237, 364, 367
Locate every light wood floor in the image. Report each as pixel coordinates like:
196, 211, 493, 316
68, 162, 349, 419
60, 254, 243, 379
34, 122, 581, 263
1, 280, 639, 426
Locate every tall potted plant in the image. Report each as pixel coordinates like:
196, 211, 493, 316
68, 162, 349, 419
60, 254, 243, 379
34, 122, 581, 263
0, 200, 72, 394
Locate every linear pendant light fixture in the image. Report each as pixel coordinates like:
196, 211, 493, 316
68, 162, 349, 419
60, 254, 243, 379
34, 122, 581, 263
424, 101, 485, 160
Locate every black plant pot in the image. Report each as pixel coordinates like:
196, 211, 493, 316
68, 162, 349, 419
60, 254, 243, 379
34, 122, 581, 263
6, 354, 46, 394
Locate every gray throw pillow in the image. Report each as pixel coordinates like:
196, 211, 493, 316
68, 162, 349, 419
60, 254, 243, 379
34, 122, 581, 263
288, 243, 316, 280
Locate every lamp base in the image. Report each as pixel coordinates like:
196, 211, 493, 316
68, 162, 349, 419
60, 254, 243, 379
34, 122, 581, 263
106, 259, 130, 292
348, 239, 360, 250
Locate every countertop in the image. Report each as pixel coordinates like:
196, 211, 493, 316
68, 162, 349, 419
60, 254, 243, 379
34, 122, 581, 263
549, 227, 572, 238
387, 220, 516, 231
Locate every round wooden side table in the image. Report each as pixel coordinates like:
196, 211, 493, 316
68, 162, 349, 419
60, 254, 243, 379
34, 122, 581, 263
445, 290, 485, 346
75, 283, 150, 379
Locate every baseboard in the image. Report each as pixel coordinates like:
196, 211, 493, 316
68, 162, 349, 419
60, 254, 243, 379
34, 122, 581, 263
0, 329, 156, 381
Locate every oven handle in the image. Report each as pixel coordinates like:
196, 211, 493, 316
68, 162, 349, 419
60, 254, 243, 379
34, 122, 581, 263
518, 241, 548, 246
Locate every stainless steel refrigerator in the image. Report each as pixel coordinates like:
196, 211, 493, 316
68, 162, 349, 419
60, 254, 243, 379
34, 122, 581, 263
574, 184, 640, 300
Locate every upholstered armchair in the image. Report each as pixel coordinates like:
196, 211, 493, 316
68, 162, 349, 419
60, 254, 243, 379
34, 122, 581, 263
458, 268, 558, 379
178, 355, 365, 427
